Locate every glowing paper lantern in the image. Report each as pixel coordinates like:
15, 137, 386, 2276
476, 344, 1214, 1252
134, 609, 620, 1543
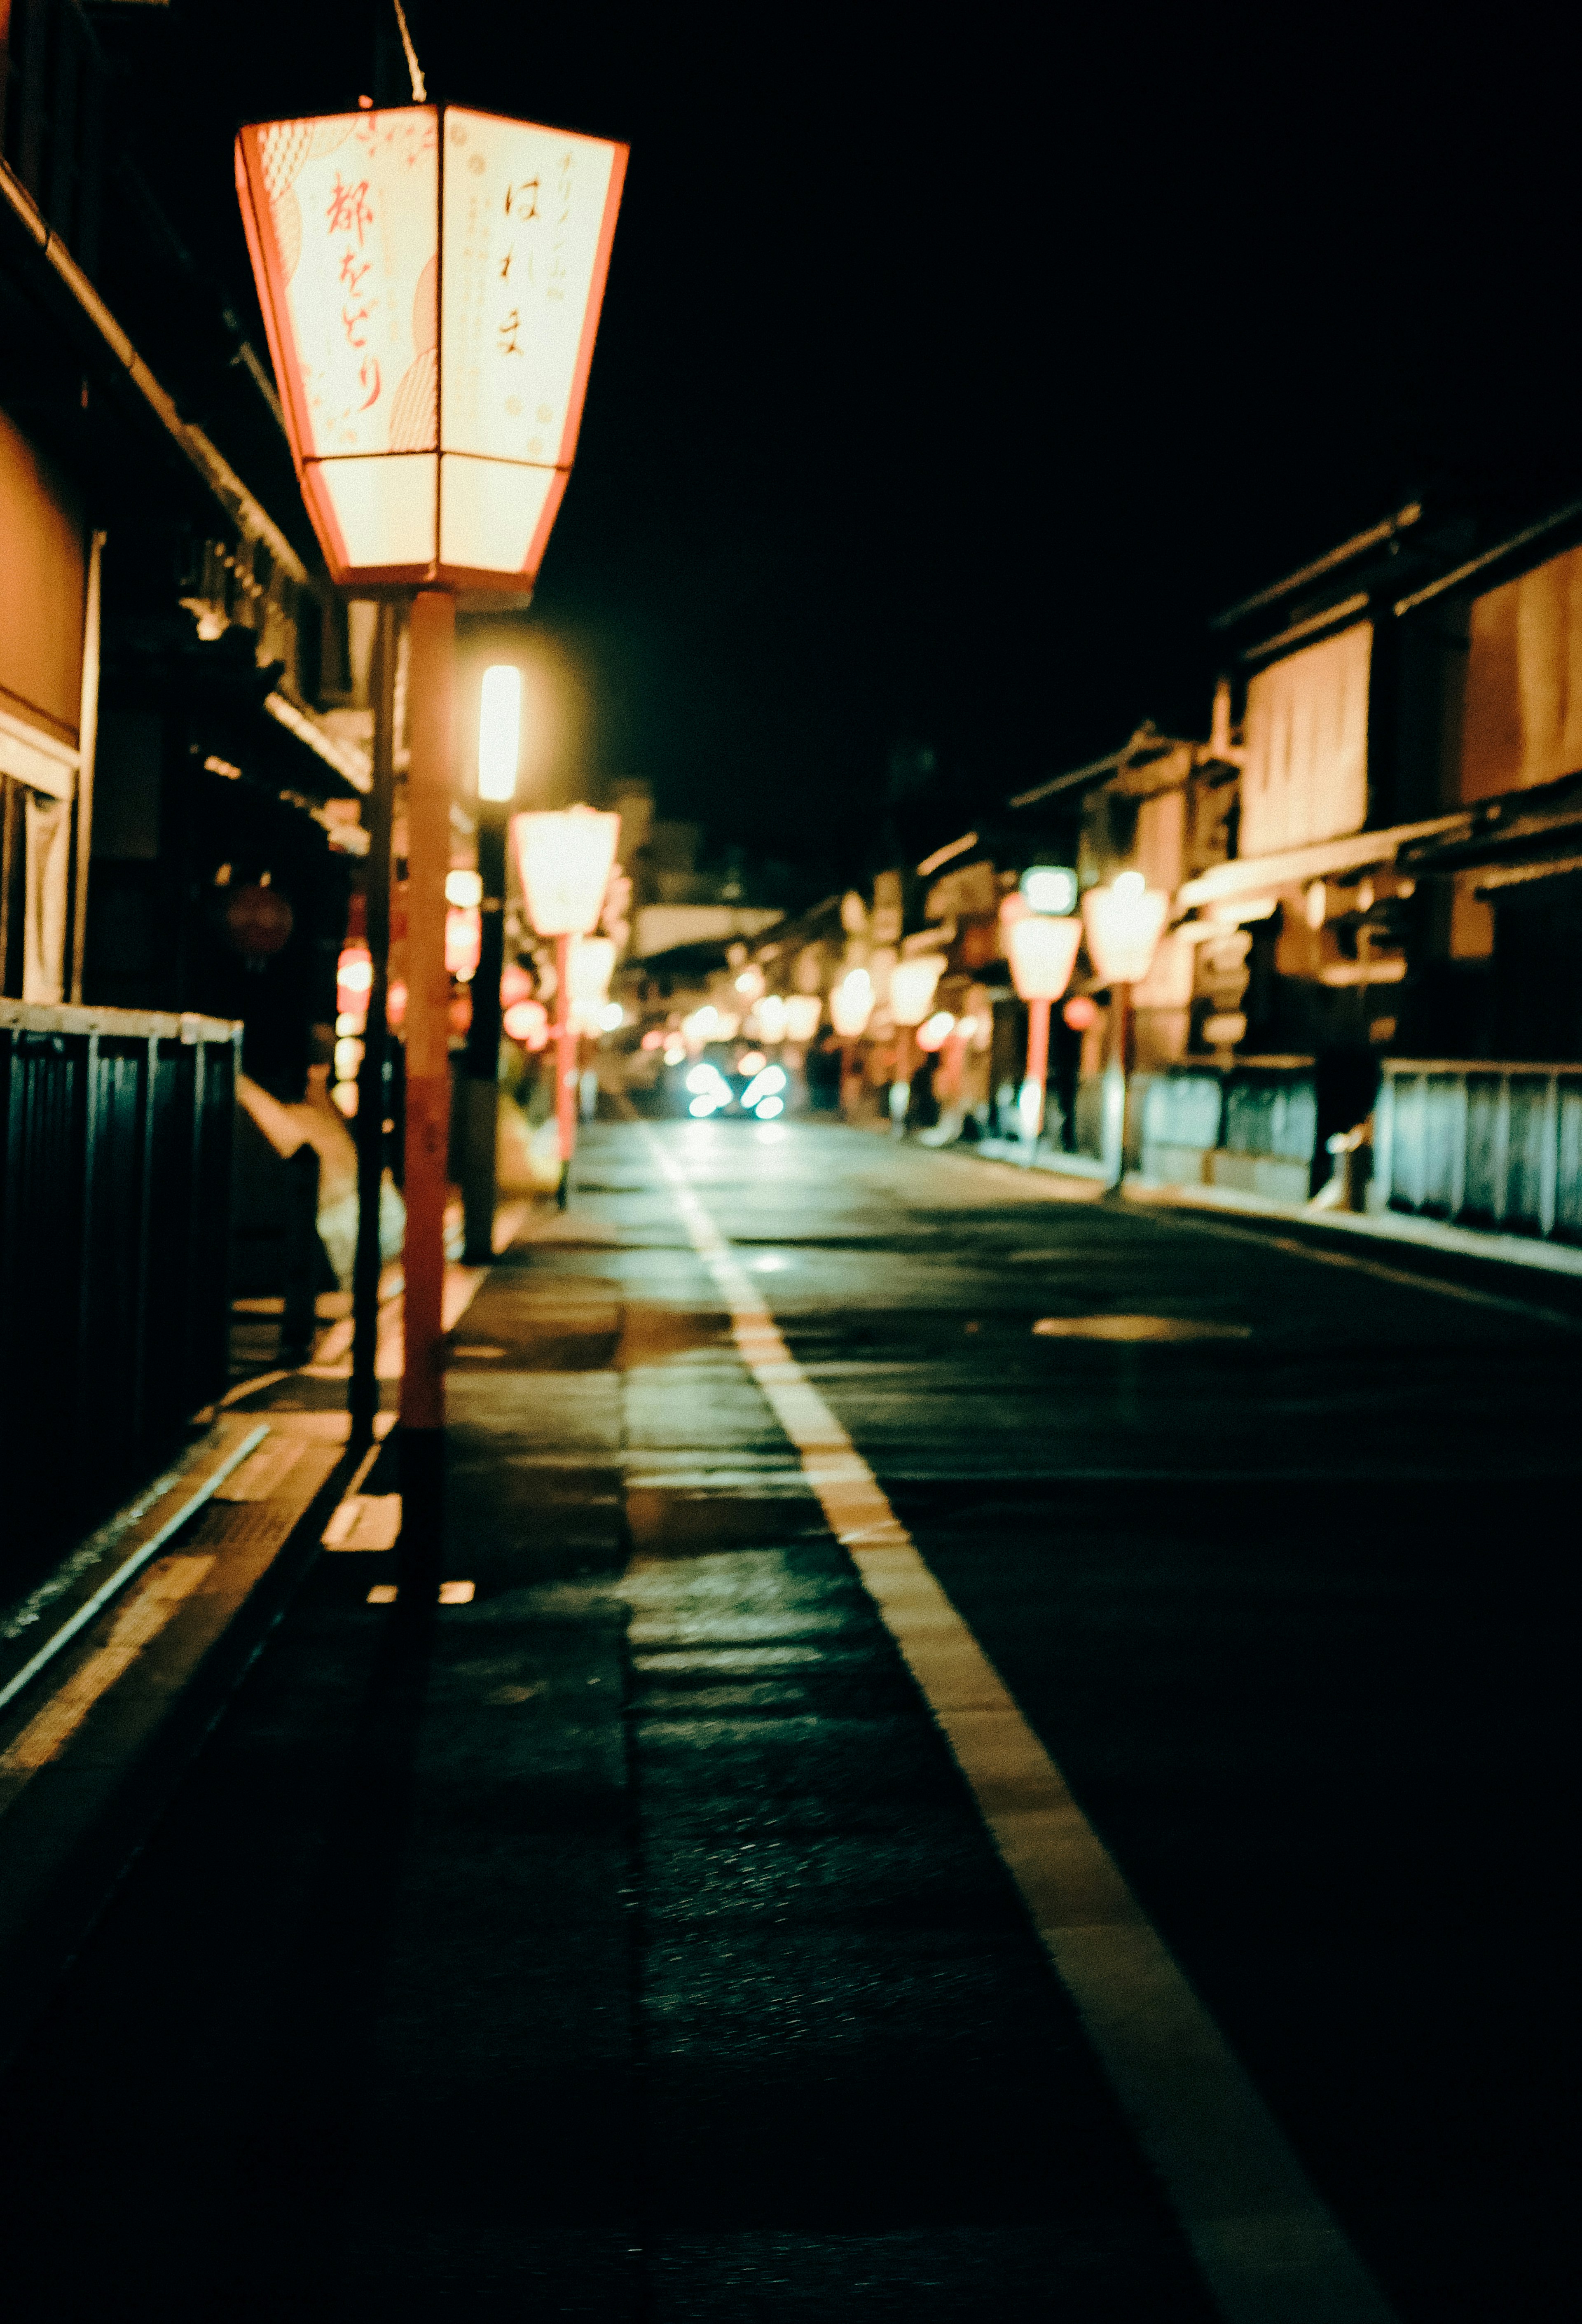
783, 994, 821, 1044
567, 934, 617, 1031
889, 955, 947, 1027
445, 904, 482, 979
829, 970, 874, 1040
915, 1011, 955, 1053
503, 996, 550, 1049
1082, 872, 1168, 987
510, 805, 620, 938
754, 994, 789, 1043
337, 943, 374, 1018
235, 108, 627, 589
1004, 912, 1082, 1002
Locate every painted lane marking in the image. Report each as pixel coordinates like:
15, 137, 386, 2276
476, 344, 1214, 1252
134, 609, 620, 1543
0, 1556, 216, 1813
1031, 1314, 1253, 1340
643, 1126, 1398, 2324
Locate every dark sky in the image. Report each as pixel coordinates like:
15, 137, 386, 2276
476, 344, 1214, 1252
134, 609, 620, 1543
108, 2, 1582, 887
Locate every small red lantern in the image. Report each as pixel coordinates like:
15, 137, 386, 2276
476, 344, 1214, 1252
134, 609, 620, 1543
226, 883, 294, 959
1063, 994, 1100, 1032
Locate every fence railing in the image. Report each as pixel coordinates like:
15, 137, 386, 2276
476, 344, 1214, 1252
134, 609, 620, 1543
0, 1000, 239, 1593
1137, 1057, 1318, 1201
1372, 1059, 1582, 1242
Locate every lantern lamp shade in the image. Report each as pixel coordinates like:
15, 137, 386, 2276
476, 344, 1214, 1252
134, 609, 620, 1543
783, 994, 822, 1044
829, 970, 873, 1039
1005, 912, 1082, 1002
1081, 875, 1168, 987
889, 954, 947, 1027
234, 107, 627, 591
511, 805, 620, 937
567, 935, 617, 1030
753, 994, 789, 1044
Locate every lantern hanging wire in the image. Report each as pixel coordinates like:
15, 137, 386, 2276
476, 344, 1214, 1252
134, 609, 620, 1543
392, 0, 427, 103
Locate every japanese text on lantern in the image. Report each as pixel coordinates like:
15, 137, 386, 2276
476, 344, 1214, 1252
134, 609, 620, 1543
326, 168, 381, 413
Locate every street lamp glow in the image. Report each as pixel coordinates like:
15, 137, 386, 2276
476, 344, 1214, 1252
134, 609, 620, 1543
1082, 872, 1168, 987
234, 107, 627, 588
829, 970, 873, 1040
1004, 912, 1083, 1002
889, 955, 947, 1027
783, 994, 821, 1043
477, 666, 522, 803
510, 806, 620, 938
566, 934, 617, 1031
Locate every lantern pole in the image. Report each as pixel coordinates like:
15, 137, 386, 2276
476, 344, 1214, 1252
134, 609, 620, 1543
461, 804, 507, 1264
350, 600, 398, 1457
554, 930, 576, 1204
1108, 981, 1135, 1192
1022, 994, 1051, 1158
399, 588, 454, 1581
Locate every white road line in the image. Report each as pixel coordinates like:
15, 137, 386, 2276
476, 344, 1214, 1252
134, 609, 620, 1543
643, 1127, 1398, 2324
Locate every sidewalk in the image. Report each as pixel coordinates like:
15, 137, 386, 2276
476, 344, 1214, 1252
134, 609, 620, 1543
0, 1123, 1220, 2321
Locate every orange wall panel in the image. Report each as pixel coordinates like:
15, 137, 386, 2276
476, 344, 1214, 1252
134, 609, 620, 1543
1460, 542, 1582, 801
0, 407, 85, 746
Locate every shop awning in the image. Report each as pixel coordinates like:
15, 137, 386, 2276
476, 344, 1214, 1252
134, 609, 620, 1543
1177, 812, 1470, 908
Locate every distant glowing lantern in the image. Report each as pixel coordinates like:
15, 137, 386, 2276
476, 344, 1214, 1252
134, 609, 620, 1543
754, 994, 789, 1043
1063, 994, 1099, 1032
337, 942, 374, 1019
1001, 902, 1081, 1153
508, 805, 621, 1167
510, 806, 620, 938
477, 666, 522, 802
1081, 871, 1168, 988
445, 867, 483, 907
829, 970, 874, 1040
567, 934, 617, 1031
445, 905, 482, 980
888, 955, 947, 1028
915, 1011, 955, 1053
1080, 871, 1168, 1190
500, 961, 535, 1008
503, 996, 550, 1049
235, 108, 627, 589
783, 994, 821, 1044
1004, 911, 1082, 1003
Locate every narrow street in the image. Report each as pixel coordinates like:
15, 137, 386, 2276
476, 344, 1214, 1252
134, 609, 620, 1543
1, 1120, 1574, 2322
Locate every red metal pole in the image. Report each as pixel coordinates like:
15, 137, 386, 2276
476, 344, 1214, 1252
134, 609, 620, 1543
555, 931, 576, 1188
1024, 994, 1051, 1145
400, 588, 454, 1576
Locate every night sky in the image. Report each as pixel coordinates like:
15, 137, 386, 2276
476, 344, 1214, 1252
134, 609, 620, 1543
107, 3, 1582, 891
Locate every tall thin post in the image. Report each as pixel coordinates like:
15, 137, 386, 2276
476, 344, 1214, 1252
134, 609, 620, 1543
461, 807, 506, 1263
400, 589, 454, 1577
1109, 980, 1135, 1192
555, 928, 576, 1204
1021, 994, 1051, 1158
70, 530, 105, 1003
350, 600, 398, 1456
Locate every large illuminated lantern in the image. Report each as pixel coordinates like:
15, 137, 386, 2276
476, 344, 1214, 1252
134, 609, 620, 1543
236, 107, 627, 590
236, 96, 626, 1554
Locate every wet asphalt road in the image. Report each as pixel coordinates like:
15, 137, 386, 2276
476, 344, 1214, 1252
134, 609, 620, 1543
1, 1119, 1575, 2320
